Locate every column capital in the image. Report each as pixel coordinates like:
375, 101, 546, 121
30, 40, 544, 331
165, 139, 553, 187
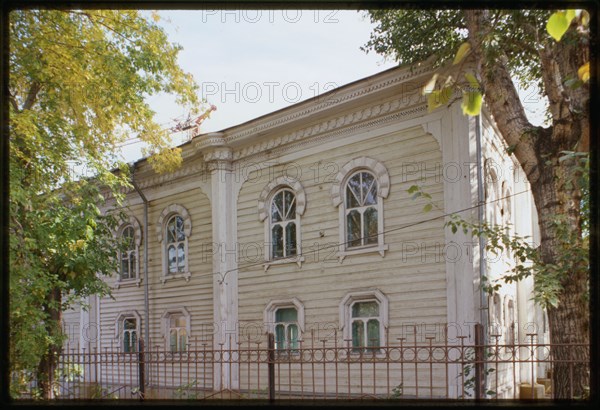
195, 132, 233, 171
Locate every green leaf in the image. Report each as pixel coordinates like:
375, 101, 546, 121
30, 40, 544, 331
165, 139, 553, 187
461, 91, 483, 116
453, 42, 471, 65
422, 73, 438, 95
578, 62, 590, 83
423, 203, 433, 213
547, 11, 570, 41
464, 72, 479, 91
407, 185, 419, 194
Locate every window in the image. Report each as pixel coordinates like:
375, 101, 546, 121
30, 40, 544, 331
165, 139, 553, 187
331, 157, 390, 261
120, 225, 136, 280
345, 171, 378, 248
258, 177, 306, 268
169, 314, 188, 352
166, 215, 186, 273
505, 298, 516, 345
161, 307, 192, 352
157, 204, 192, 283
351, 301, 380, 350
274, 307, 299, 351
114, 217, 142, 288
115, 311, 141, 353
264, 298, 305, 349
270, 189, 298, 259
123, 318, 138, 353
339, 290, 388, 353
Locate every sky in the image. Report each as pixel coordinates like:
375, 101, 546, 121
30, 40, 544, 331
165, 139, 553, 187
119, 9, 399, 162
119, 9, 547, 164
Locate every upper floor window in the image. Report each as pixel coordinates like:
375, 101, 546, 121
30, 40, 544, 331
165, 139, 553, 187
114, 217, 142, 288
345, 171, 378, 248
331, 157, 390, 261
270, 188, 298, 259
166, 215, 186, 274
157, 204, 192, 283
258, 177, 306, 269
120, 225, 136, 280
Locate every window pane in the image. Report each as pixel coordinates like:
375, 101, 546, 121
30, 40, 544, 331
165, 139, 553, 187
170, 330, 177, 352
346, 210, 361, 247
176, 316, 186, 328
131, 331, 137, 352
175, 216, 185, 241
364, 207, 378, 245
124, 318, 136, 330
168, 245, 177, 273
352, 320, 364, 348
346, 175, 361, 208
284, 190, 296, 220
275, 307, 297, 322
123, 226, 135, 250
285, 222, 297, 256
124, 332, 131, 352
352, 301, 379, 318
360, 172, 377, 205
121, 257, 129, 279
271, 192, 283, 222
167, 219, 176, 243
275, 324, 285, 349
177, 243, 185, 272
179, 330, 187, 352
129, 251, 136, 278
288, 324, 299, 350
367, 319, 380, 347
272, 225, 283, 258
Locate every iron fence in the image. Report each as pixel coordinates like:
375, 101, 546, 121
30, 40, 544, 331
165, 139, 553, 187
15, 326, 588, 401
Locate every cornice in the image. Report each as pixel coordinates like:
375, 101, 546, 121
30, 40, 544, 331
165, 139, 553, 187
233, 88, 426, 161
223, 61, 435, 146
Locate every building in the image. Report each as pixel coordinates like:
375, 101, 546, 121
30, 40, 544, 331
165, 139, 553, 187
62, 59, 546, 399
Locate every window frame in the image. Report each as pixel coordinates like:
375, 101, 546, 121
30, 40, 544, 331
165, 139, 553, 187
161, 307, 192, 353
339, 290, 388, 355
114, 217, 142, 289
258, 177, 306, 270
264, 298, 305, 352
331, 157, 390, 262
157, 204, 192, 283
115, 311, 141, 353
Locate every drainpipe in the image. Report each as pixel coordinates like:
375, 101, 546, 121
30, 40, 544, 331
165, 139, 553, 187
130, 165, 150, 356
475, 113, 489, 393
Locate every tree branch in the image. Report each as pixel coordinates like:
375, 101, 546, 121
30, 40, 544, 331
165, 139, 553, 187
464, 10, 542, 183
23, 82, 41, 111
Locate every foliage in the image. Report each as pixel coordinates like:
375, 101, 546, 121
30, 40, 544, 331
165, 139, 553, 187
173, 379, 199, 400
389, 383, 403, 399
457, 347, 496, 399
9, 9, 205, 398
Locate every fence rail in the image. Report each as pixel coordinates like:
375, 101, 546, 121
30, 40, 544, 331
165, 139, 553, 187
15, 326, 588, 401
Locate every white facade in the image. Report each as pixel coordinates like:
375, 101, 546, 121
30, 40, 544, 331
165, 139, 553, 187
61, 60, 542, 398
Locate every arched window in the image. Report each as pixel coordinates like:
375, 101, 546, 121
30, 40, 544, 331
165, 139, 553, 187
120, 225, 136, 280
270, 188, 298, 259
157, 204, 192, 283
258, 177, 306, 269
166, 215, 186, 274
114, 216, 142, 288
331, 157, 390, 261
345, 171, 379, 248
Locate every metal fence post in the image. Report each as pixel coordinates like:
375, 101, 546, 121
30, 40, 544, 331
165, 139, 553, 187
268, 333, 275, 402
474, 323, 485, 400
138, 339, 145, 401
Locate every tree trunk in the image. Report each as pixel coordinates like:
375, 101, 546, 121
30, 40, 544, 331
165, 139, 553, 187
36, 287, 63, 400
530, 152, 589, 399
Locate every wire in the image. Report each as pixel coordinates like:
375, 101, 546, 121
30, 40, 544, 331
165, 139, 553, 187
109, 188, 531, 288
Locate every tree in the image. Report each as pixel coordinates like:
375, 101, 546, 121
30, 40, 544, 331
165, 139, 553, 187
9, 9, 206, 398
363, 9, 590, 398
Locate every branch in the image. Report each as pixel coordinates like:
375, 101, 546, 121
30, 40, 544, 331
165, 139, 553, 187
464, 10, 542, 183
22, 82, 41, 111
9, 90, 20, 112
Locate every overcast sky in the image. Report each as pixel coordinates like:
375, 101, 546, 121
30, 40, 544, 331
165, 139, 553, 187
119, 9, 547, 163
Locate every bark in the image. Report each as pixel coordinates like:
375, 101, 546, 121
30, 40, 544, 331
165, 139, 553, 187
35, 287, 63, 400
464, 10, 590, 399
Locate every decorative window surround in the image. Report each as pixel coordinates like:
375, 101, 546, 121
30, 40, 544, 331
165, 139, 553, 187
263, 298, 305, 335
157, 204, 192, 283
114, 216, 142, 289
258, 176, 306, 270
161, 307, 192, 352
339, 290, 388, 354
331, 157, 390, 262
114, 310, 141, 351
